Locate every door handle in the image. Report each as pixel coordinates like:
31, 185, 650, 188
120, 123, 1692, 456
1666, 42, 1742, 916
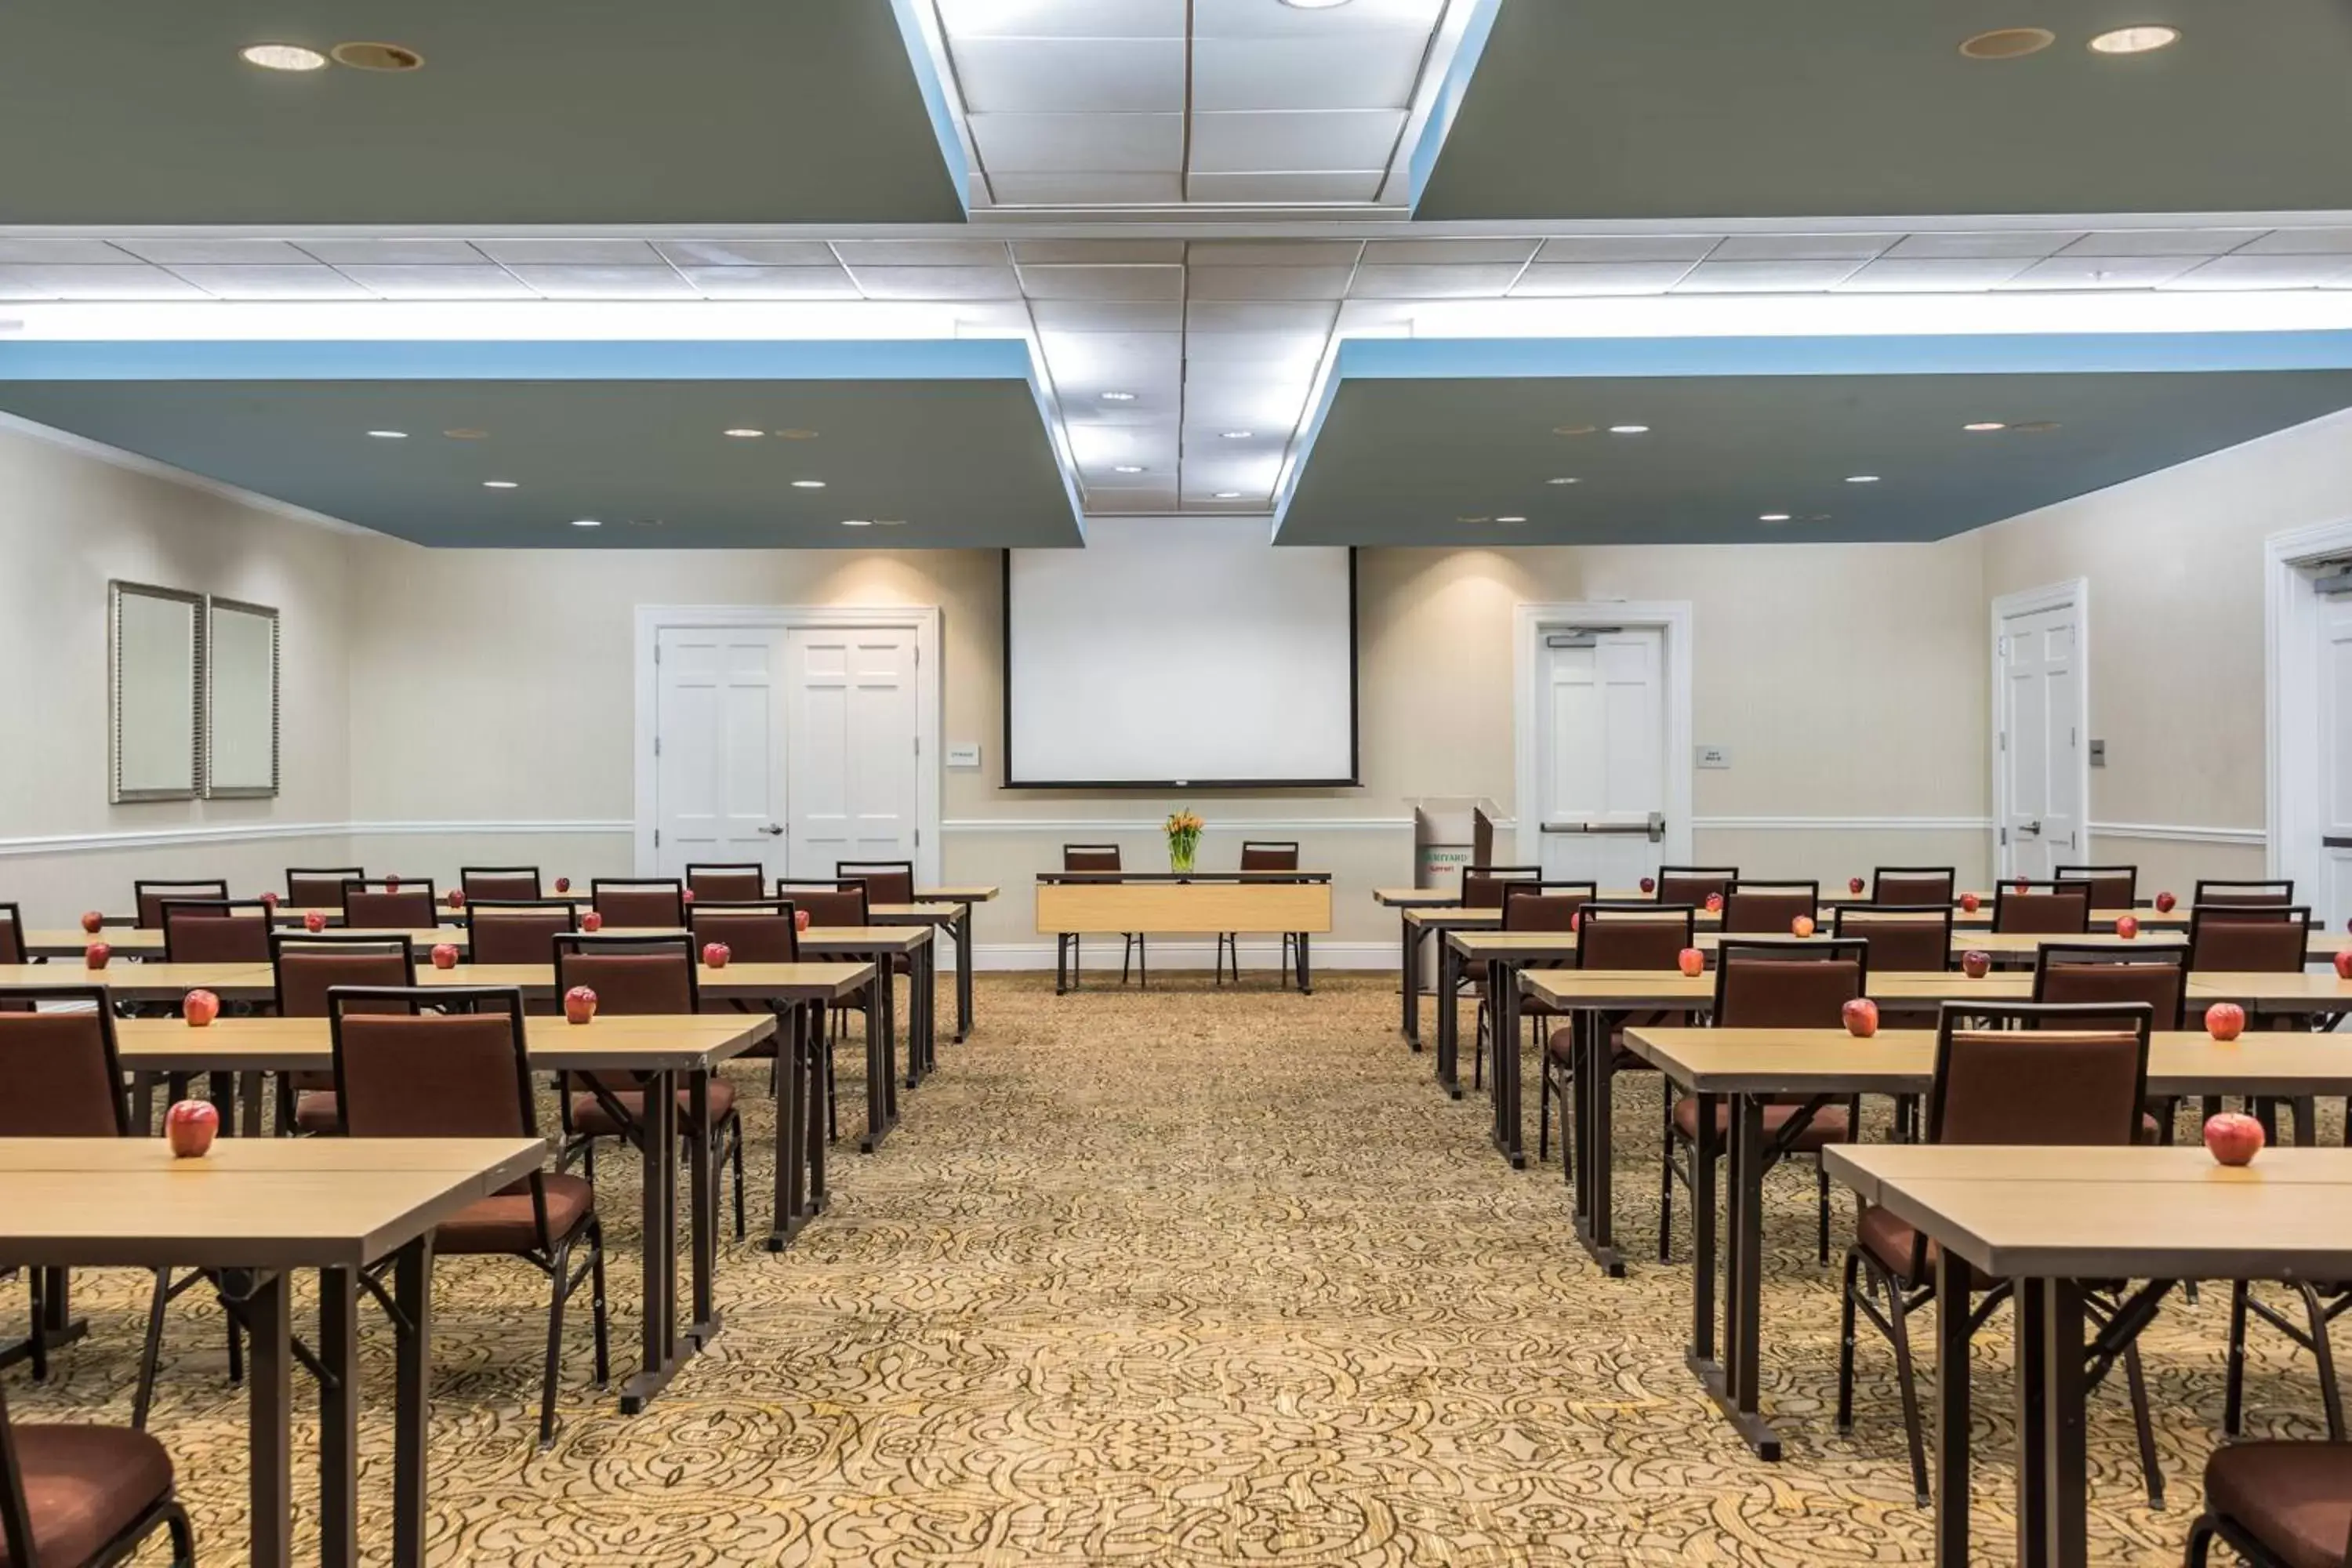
760, 824, 785, 836
2020, 820, 2042, 836
1539, 811, 1667, 842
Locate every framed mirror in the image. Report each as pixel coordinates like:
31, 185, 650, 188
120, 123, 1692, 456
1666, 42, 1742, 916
108, 581, 202, 802
205, 597, 280, 798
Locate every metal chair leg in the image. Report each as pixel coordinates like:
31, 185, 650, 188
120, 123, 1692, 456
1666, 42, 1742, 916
1885, 1271, 1932, 1508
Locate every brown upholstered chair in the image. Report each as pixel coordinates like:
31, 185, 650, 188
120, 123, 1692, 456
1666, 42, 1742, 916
330, 986, 607, 1449
464, 902, 578, 967
684, 864, 767, 903
836, 861, 916, 906
269, 933, 417, 1135
339, 880, 436, 931
1720, 880, 1820, 935
775, 880, 869, 930
1831, 905, 1952, 974
691, 902, 800, 964
2186, 1442, 2352, 1568
1992, 881, 2092, 935
1869, 867, 1955, 906
156, 901, 273, 964
0, 906, 26, 1007
1060, 845, 1145, 985
132, 880, 227, 931
0, 1377, 193, 1568
283, 867, 364, 910
2056, 863, 2138, 915
553, 936, 743, 1238
2195, 879, 2296, 909
1655, 866, 1737, 907
1661, 939, 1866, 1264
1214, 843, 1301, 986
1465, 883, 1595, 1091
459, 866, 543, 902
1460, 865, 1541, 910
1536, 904, 1694, 1167
1837, 1000, 2154, 1508
2190, 905, 2312, 974
589, 879, 685, 930
2036, 944, 2190, 1142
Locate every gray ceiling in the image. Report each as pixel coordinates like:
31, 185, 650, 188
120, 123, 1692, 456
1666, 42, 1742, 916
0, 378, 1080, 548
1418, 0, 2352, 220
1276, 371, 2352, 546
0, 2, 963, 224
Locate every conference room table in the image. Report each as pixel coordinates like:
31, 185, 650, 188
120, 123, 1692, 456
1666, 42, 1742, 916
1036, 871, 1333, 993
0, 960, 277, 1002
0, 1135, 542, 1568
1624, 1025, 2352, 1468
1825, 1144, 2352, 1568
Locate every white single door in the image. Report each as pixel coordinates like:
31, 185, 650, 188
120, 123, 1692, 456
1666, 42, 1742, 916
654, 627, 789, 880
2315, 590, 2352, 930
1998, 603, 2084, 879
1536, 627, 1667, 889
784, 627, 920, 878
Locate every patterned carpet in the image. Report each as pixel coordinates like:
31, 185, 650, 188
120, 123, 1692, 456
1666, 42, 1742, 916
7, 974, 2333, 1565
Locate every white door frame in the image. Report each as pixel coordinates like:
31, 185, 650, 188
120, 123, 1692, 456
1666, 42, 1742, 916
2265, 517, 2352, 891
632, 604, 942, 887
1512, 601, 1694, 869
1989, 579, 2091, 879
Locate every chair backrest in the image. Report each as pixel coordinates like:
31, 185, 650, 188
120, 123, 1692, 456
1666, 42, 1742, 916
1501, 881, 1596, 934
1237, 842, 1300, 873
1992, 882, 2092, 935
0, 904, 21, 967
460, 866, 543, 901
1062, 844, 1121, 873
1832, 905, 1953, 974
590, 879, 686, 928
2032, 944, 2187, 1030
1927, 1001, 2151, 1147
2193, 879, 2294, 908
776, 880, 869, 928
836, 861, 915, 903
1575, 903, 1695, 969
1656, 866, 1738, 906
1461, 865, 1541, 910
691, 902, 800, 963
270, 933, 417, 1017
464, 901, 578, 966
554, 935, 700, 1014
1712, 939, 1867, 1028
159, 898, 275, 962
0, 989, 128, 1135
685, 864, 768, 902
342, 881, 437, 931
1721, 880, 1820, 935
330, 988, 535, 1138
285, 866, 365, 909
135, 878, 229, 928
2056, 864, 2138, 913
1871, 867, 1955, 906
2188, 905, 2312, 974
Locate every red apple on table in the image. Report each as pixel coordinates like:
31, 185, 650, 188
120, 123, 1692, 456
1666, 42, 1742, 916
183, 989, 220, 1028
554, 877, 571, 893
1568, 909, 1581, 934
702, 942, 731, 970
260, 891, 279, 911
78, 909, 104, 935
681, 889, 695, 906
384, 874, 400, 891
84, 942, 111, 971
1639, 877, 1656, 895
1961, 949, 1991, 979
2154, 891, 2177, 913
2205, 1002, 2247, 1041
2115, 915, 2140, 940
581, 911, 604, 933
2016, 877, 2031, 893
2205, 1112, 2265, 1167
430, 943, 459, 971
1842, 997, 1879, 1038
447, 889, 466, 910
1676, 947, 1705, 978
1791, 914, 1816, 938
563, 986, 598, 1025
793, 909, 810, 933
165, 1098, 219, 1158
1959, 892, 1981, 914
303, 911, 326, 934
2336, 949, 2352, 982
1704, 893, 1723, 913
1849, 877, 1866, 895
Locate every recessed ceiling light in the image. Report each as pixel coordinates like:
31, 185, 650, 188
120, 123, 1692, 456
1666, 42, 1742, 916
443, 428, 488, 441
1547, 477, 1579, 485
1220, 430, 1254, 440
482, 480, 518, 489
1214, 492, 1243, 499
1609, 424, 1650, 435
1759, 513, 1791, 522
1113, 464, 1145, 474
571, 518, 601, 528
329, 41, 423, 71
791, 479, 826, 489
1845, 474, 1881, 484
1496, 515, 1528, 524
723, 428, 764, 439
775, 428, 819, 440
1101, 390, 1137, 402
2089, 24, 2180, 53
1958, 27, 2056, 60
840, 518, 873, 528
240, 42, 328, 71
365, 430, 408, 439
1964, 422, 2008, 432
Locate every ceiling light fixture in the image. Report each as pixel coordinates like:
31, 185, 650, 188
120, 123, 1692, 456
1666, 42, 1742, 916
1958, 27, 2056, 60
2089, 24, 2180, 53
1101, 390, 1137, 402
791, 480, 826, 489
1964, 422, 2008, 432
365, 430, 408, 439
1547, 477, 1579, 485
482, 480, 518, 489
571, 519, 601, 528
1608, 424, 1650, 434
840, 518, 873, 528
1214, 492, 1242, 499
1496, 515, 1528, 524
329, 41, 423, 71
723, 428, 764, 439
240, 43, 328, 71
1113, 464, 1145, 474
1220, 430, 1254, 440
1845, 474, 1881, 484
1759, 513, 1791, 522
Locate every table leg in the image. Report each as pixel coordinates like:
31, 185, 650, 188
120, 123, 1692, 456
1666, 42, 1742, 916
208, 1069, 238, 1136
1935, 1249, 1973, 1568
1436, 938, 1461, 1098
238, 1071, 265, 1138
391, 1237, 434, 1568
861, 975, 896, 1153
686, 1069, 720, 1345
1401, 914, 1423, 1050
318, 1265, 359, 1568
1489, 957, 1525, 1168
807, 1003, 829, 1210
243, 1269, 293, 1568
2016, 1278, 2089, 1568
953, 904, 973, 1043
1703, 1092, 1782, 1460
1298, 931, 1312, 994
2296, 1095, 2318, 1148
1054, 932, 1067, 996
620, 1067, 682, 1411
1574, 1014, 1626, 1275
768, 1004, 810, 1251
1689, 1089, 1719, 1366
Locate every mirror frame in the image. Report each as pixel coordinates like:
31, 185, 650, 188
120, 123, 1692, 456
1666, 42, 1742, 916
107, 580, 205, 804
203, 595, 281, 800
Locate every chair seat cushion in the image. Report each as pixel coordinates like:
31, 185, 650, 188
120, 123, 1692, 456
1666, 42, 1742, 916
1857, 1204, 1990, 1293
568, 1077, 737, 1137
2204, 1441, 2352, 1568
0, 1422, 175, 1568
1544, 1029, 1648, 1070
295, 1090, 338, 1134
1671, 1098, 1850, 1152
436, 1173, 594, 1256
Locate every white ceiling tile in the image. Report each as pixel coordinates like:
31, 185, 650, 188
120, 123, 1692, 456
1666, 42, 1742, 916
944, 300, 1036, 333
1083, 484, 1181, 513
937, 0, 1185, 39
1186, 300, 1339, 335
1189, 240, 1363, 267
1018, 263, 1185, 301
986, 171, 1187, 205
2057, 229, 2270, 257
1192, 34, 1425, 112
1069, 424, 1178, 464
497, 264, 699, 299
971, 112, 1182, 173
1510, 262, 1697, 296
2240, 229, 2352, 256
1193, 0, 1443, 38
681, 266, 864, 299
1348, 263, 1524, 298
293, 239, 488, 265
1190, 110, 1404, 173
473, 240, 665, 265
1185, 265, 1356, 300
1030, 299, 1185, 332
1013, 240, 1188, 264
2159, 255, 2352, 289
0, 264, 205, 299
109, 238, 314, 265
169, 264, 374, 299
1997, 255, 2204, 289
1882, 231, 2084, 260
0, 239, 138, 265
1185, 170, 1385, 203
1535, 236, 1719, 263
829, 240, 1008, 267
1180, 381, 1312, 429
1184, 332, 1330, 369
1040, 332, 1183, 378
1360, 238, 1540, 265
1334, 299, 1421, 330
1706, 234, 1898, 261
654, 240, 841, 267
332, 265, 538, 299
841, 265, 1023, 300
1835, 257, 2036, 292
1674, 259, 1867, 292
952, 38, 1185, 112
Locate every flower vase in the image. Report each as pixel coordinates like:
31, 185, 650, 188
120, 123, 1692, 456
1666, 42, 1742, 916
1168, 835, 1197, 874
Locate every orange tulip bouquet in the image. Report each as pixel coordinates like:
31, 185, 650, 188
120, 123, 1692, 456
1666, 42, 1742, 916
1165, 808, 1203, 873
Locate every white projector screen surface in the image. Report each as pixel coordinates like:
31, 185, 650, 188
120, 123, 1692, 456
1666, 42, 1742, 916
1006, 518, 1357, 786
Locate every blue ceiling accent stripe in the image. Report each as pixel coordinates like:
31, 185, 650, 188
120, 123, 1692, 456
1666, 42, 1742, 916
0, 338, 1034, 383
887, 0, 974, 217
1406, 0, 1504, 212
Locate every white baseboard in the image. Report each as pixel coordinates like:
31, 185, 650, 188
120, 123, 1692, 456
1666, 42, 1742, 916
971, 940, 1391, 972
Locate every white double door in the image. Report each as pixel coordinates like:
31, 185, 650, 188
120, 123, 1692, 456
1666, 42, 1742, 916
1535, 626, 1668, 888
654, 624, 918, 883
1997, 601, 2085, 879
2313, 589, 2352, 930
